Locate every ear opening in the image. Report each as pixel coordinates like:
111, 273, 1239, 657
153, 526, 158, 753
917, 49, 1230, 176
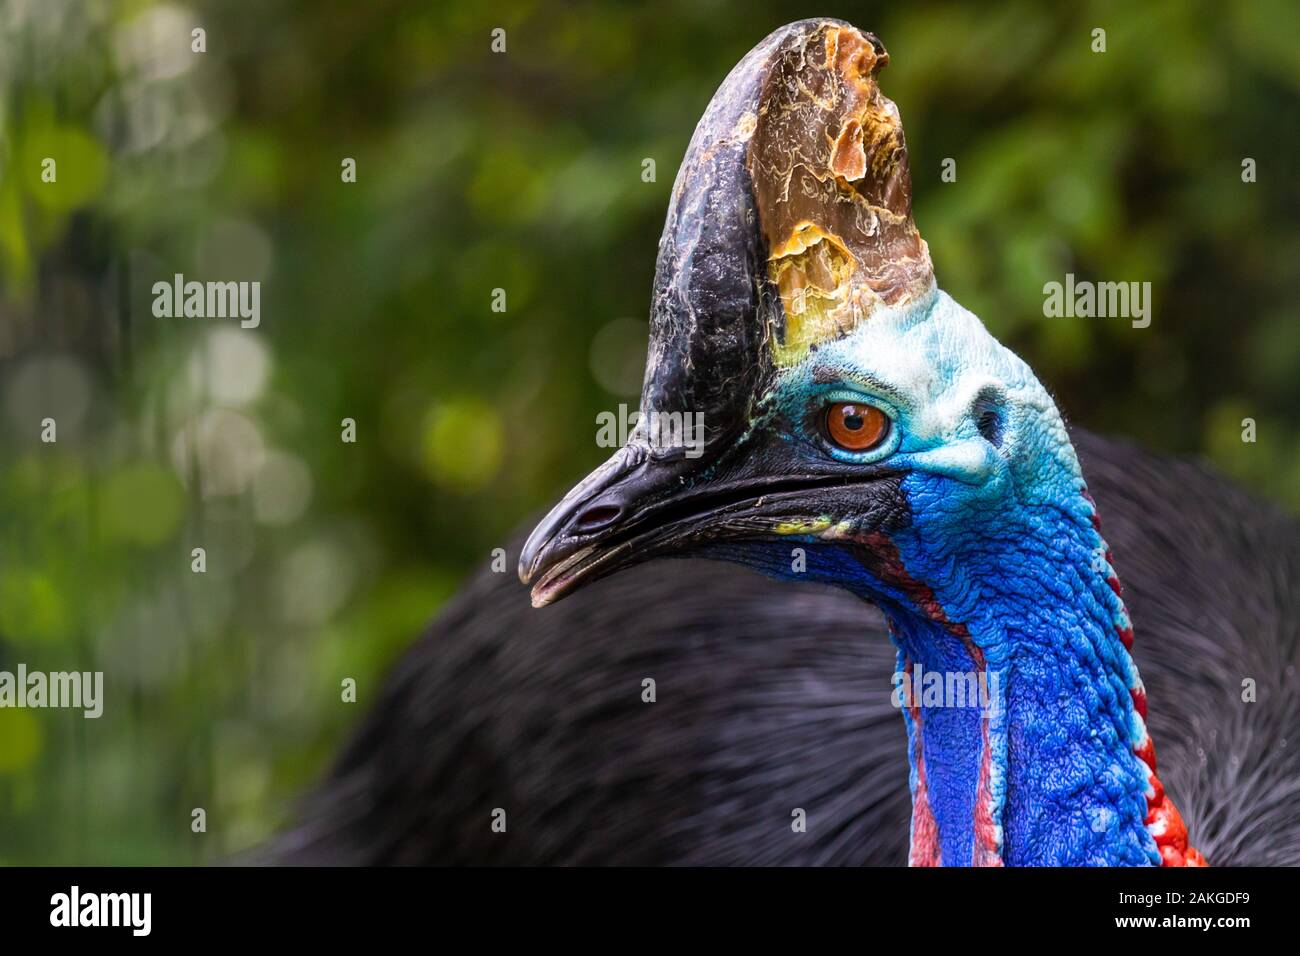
971, 387, 1006, 449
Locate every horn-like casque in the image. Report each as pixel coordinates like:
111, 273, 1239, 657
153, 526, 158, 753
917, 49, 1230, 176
643, 18, 933, 447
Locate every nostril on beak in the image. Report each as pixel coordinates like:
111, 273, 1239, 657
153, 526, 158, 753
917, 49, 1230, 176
572, 503, 623, 533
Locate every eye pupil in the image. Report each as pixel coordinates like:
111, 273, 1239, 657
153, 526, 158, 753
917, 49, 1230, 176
825, 402, 888, 451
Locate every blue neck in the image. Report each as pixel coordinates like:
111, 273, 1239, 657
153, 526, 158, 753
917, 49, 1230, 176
700, 475, 1164, 864
884, 474, 1160, 866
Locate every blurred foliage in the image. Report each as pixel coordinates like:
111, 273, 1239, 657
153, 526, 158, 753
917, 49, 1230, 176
0, 0, 1297, 863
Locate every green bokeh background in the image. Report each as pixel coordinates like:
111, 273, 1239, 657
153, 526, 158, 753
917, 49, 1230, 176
1, 0, 1297, 863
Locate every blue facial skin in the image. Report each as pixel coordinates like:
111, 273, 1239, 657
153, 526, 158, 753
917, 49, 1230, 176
702, 288, 1161, 866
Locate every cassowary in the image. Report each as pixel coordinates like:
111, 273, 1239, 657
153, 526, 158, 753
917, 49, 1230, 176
272, 20, 1300, 866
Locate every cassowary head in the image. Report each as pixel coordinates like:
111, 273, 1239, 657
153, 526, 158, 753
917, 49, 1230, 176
520, 19, 1203, 867
521, 19, 1068, 622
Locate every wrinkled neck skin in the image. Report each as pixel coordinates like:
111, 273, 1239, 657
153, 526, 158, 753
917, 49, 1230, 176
881, 469, 1157, 866
818, 446, 1188, 866
719, 427, 1197, 864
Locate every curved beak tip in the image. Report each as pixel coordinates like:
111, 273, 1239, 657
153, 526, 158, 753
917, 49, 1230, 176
515, 447, 644, 607
516, 553, 552, 608
516, 513, 582, 608
516, 505, 563, 588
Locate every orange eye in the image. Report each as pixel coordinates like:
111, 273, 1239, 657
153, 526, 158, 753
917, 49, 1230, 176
824, 402, 889, 452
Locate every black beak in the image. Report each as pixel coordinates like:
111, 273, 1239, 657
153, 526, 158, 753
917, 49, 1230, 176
518, 442, 703, 607
518, 432, 909, 607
